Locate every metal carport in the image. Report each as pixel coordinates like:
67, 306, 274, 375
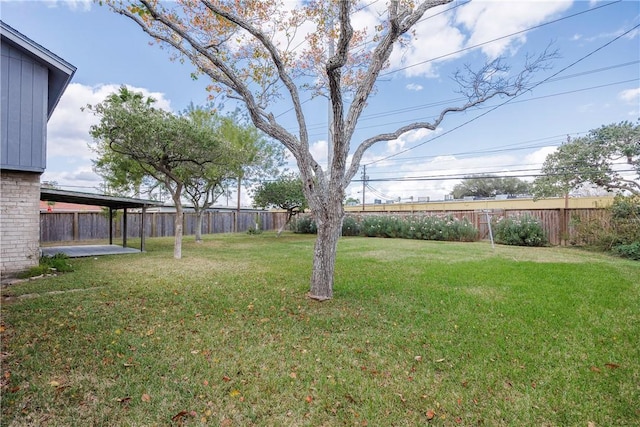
40, 188, 164, 255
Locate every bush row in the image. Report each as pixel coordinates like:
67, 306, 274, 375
293, 213, 552, 247
294, 214, 480, 242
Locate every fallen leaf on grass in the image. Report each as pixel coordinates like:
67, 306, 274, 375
305, 395, 313, 403
426, 410, 435, 420
435, 358, 445, 363
116, 397, 132, 405
222, 376, 231, 382
48, 380, 60, 387
289, 372, 297, 379
605, 363, 620, 369
171, 411, 196, 422
590, 366, 601, 373
229, 389, 240, 397
141, 393, 151, 402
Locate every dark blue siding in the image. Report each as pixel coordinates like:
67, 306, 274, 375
0, 42, 48, 172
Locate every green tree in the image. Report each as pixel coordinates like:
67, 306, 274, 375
253, 174, 307, 236
86, 86, 226, 259
451, 175, 531, 199
106, 0, 556, 300
92, 146, 151, 198
219, 113, 285, 232
533, 121, 640, 198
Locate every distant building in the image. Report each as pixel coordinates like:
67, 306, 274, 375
1, 21, 76, 275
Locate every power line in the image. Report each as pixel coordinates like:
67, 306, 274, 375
354, 168, 637, 183
295, 60, 639, 136
366, 22, 640, 166
380, 0, 622, 77
334, 78, 636, 138
273, 0, 622, 122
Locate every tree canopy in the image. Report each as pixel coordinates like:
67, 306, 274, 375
532, 121, 640, 198
253, 174, 307, 236
106, 0, 557, 300
451, 175, 531, 199
86, 86, 227, 258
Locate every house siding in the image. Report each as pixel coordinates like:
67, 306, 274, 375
1, 42, 48, 173
0, 170, 41, 275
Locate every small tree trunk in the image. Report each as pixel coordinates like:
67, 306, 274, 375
195, 210, 203, 243
171, 194, 184, 259
309, 202, 343, 301
276, 210, 293, 237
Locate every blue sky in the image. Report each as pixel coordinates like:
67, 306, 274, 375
1, 0, 639, 204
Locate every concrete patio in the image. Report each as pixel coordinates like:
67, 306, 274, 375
41, 245, 142, 258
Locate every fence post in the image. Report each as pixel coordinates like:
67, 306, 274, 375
123, 209, 128, 248
73, 212, 79, 242
559, 208, 566, 246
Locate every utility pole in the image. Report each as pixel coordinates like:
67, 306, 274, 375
361, 165, 367, 211
235, 173, 242, 233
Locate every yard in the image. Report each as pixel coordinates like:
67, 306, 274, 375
1, 234, 638, 426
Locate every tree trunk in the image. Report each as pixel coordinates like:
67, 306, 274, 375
195, 210, 203, 243
276, 210, 293, 237
173, 198, 184, 259
309, 201, 343, 301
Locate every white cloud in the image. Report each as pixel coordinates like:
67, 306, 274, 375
389, 12, 466, 77
46, 83, 173, 190
406, 83, 424, 91
309, 139, 328, 168
455, 1, 572, 59
44, 0, 91, 11
619, 87, 640, 104
346, 145, 560, 202
618, 87, 640, 116
385, 128, 437, 153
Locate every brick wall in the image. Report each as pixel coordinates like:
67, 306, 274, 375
1, 170, 41, 276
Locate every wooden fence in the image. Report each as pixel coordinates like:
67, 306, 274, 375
40, 210, 289, 243
41, 207, 610, 246
348, 208, 611, 246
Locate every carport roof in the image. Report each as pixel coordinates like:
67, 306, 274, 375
41, 188, 165, 210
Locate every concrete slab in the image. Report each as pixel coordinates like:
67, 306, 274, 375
41, 245, 142, 258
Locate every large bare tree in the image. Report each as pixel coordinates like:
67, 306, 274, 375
105, 0, 555, 300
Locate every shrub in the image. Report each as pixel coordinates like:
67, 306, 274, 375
18, 253, 74, 279
341, 216, 360, 236
613, 242, 640, 260
569, 195, 639, 260
291, 214, 480, 243
292, 215, 317, 234
492, 214, 547, 247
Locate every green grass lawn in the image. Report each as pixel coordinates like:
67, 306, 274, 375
1, 234, 638, 426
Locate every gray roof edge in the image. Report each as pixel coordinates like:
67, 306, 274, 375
41, 188, 166, 209
0, 20, 76, 75
1, 20, 77, 118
